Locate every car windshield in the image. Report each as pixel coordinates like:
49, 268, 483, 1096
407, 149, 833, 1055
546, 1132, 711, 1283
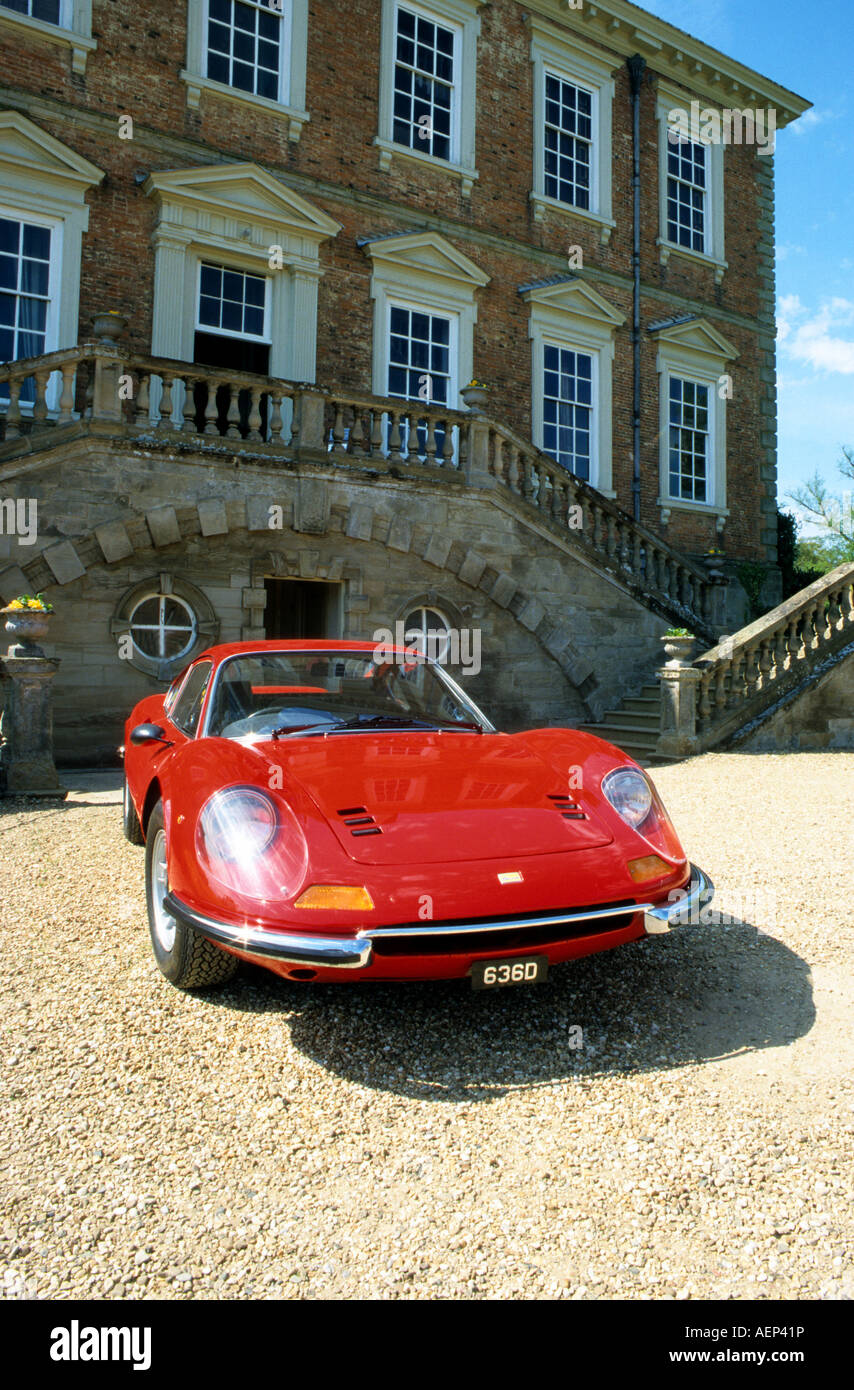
205, 650, 492, 740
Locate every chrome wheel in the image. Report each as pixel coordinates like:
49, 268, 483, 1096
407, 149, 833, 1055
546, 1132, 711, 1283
150, 828, 177, 952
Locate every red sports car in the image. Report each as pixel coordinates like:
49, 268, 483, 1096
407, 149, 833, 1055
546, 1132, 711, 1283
122, 641, 713, 991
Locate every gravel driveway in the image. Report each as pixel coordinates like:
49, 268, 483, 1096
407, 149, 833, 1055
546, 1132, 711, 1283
1, 751, 852, 1301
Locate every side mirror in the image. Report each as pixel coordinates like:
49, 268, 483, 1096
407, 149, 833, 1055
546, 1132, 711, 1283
130, 722, 172, 747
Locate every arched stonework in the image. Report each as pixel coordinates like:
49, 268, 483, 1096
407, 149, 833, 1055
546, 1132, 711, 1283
0, 489, 600, 715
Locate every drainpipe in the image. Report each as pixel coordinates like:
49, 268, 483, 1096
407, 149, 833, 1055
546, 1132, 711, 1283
627, 53, 646, 524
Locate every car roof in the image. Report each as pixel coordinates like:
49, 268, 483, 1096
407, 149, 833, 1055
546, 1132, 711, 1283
195, 640, 422, 664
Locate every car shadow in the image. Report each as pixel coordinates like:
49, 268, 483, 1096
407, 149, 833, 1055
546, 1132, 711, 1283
208, 917, 815, 1102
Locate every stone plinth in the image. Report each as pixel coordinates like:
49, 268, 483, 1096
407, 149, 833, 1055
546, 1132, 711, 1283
0, 654, 67, 799
657, 664, 701, 759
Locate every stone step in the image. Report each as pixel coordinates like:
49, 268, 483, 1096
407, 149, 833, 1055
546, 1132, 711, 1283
602, 708, 659, 730
578, 722, 660, 752
622, 695, 661, 715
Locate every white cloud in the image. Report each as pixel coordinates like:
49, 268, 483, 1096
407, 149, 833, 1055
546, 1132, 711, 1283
790, 107, 836, 136
777, 296, 854, 374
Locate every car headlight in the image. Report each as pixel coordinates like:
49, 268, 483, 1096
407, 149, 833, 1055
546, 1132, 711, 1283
602, 768, 653, 829
196, 786, 308, 902
198, 787, 277, 863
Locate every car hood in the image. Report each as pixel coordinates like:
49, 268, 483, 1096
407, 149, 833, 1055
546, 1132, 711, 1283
272, 732, 614, 865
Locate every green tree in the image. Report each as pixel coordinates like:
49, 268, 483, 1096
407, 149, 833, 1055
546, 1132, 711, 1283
788, 449, 854, 572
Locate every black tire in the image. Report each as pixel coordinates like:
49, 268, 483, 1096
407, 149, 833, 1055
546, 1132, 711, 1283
122, 775, 146, 845
144, 800, 238, 990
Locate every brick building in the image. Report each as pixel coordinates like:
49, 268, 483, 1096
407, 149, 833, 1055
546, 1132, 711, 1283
0, 0, 809, 764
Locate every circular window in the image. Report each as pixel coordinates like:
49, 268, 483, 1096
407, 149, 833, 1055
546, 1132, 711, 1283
404, 605, 452, 663
129, 593, 197, 662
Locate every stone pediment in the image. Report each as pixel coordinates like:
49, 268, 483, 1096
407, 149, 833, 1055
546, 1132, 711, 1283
519, 275, 626, 327
362, 231, 490, 289
649, 315, 739, 362
143, 162, 340, 242
0, 111, 103, 191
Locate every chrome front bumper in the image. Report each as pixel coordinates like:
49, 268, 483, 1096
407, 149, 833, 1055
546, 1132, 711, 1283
164, 865, 713, 970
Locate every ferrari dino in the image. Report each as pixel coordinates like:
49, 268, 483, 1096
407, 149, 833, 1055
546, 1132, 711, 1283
122, 641, 713, 990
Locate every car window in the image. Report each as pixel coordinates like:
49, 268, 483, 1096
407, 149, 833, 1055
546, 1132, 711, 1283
163, 665, 191, 716
170, 661, 213, 737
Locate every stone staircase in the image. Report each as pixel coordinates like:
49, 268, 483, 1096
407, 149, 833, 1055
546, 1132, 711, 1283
577, 682, 663, 763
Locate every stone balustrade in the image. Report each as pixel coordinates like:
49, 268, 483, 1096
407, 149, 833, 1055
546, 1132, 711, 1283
657, 561, 854, 755
2, 338, 724, 639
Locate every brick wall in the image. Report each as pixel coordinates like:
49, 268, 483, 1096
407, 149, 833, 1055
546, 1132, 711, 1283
0, 0, 782, 566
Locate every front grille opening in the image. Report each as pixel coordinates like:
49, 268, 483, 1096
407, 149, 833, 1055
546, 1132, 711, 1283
547, 793, 588, 821
371, 903, 638, 957
337, 806, 382, 837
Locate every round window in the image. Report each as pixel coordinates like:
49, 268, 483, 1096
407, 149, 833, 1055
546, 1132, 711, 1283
404, 606, 451, 663
129, 593, 197, 662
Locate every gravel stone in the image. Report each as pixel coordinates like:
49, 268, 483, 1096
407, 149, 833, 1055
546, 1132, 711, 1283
0, 752, 852, 1300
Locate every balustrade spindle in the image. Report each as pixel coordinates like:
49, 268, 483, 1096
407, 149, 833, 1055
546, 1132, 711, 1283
632, 531, 643, 578
425, 416, 438, 466
58, 362, 76, 425
714, 662, 729, 718
698, 671, 713, 727
606, 514, 618, 561
133, 371, 150, 427
33, 369, 50, 425
331, 402, 346, 454
727, 652, 745, 709
4, 376, 22, 438
758, 637, 774, 689
247, 387, 263, 442
349, 409, 366, 457
370, 410, 383, 458
158, 375, 175, 430
266, 391, 283, 444
521, 455, 535, 503
181, 377, 198, 433
225, 385, 241, 438
507, 446, 520, 493
388, 412, 403, 463
773, 624, 789, 680
442, 423, 454, 468
203, 378, 220, 435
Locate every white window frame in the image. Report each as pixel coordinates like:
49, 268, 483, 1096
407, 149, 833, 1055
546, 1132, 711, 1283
385, 296, 459, 408
181, 0, 310, 143
0, 113, 103, 415
529, 15, 616, 244
665, 374, 714, 506
654, 323, 738, 526
523, 278, 624, 497
656, 82, 727, 282
144, 163, 340, 387
376, 0, 483, 196
363, 231, 489, 407
0, 202, 63, 380
194, 259, 273, 347
540, 337, 597, 485
0, 0, 96, 74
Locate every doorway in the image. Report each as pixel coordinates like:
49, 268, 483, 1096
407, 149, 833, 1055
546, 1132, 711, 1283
264, 578, 342, 639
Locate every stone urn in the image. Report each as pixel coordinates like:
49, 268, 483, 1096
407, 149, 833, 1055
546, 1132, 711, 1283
3, 606, 52, 658
460, 383, 489, 414
661, 632, 696, 667
91, 311, 128, 344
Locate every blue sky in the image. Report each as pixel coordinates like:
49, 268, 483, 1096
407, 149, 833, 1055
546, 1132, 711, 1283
642, 0, 854, 518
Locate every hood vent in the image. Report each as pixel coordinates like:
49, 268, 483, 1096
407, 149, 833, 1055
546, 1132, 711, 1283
337, 806, 382, 837
547, 793, 587, 821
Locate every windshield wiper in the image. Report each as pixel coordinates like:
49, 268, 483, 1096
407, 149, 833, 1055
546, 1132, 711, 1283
272, 714, 463, 739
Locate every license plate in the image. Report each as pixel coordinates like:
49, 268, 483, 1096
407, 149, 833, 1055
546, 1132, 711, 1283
471, 955, 549, 990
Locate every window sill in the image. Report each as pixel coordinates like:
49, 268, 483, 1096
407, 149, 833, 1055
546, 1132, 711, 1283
374, 138, 478, 197
179, 71, 310, 142
657, 237, 727, 285
530, 193, 616, 245
658, 497, 729, 533
0, 9, 96, 74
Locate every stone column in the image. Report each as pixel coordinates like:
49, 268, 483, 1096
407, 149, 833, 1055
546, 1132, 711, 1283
464, 417, 495, 489
657, 663, 702, 760
0, 654, 66, 798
